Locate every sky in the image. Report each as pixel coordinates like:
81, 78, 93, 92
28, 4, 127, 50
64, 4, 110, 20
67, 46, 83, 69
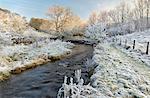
0, 0, 121, 20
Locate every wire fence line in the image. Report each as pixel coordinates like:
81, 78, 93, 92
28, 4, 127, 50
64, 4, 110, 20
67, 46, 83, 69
112, 38, 149, 55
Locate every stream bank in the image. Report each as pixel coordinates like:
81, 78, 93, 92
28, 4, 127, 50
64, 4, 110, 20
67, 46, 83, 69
0, 44, 94, 98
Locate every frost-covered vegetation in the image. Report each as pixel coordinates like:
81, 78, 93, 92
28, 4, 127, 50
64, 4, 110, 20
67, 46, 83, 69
0, 0, 150, 97
86, 22, 106, 41
85, 0, 150, 40
57, 9, 150, 97
0, 8, 52, 37
0, 8, 28, 33
115, 29, 150, 67
57, 70, 107, 98
116, 29, 150, 53
91, 44, 150, 98
0, 31, 74, 80
57, 0, 150, 97
0, 8, 74, 80
58, 43, 150, 98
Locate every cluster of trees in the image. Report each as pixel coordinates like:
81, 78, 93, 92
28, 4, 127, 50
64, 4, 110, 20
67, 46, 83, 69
87, 0, 150, 38
39, 0, 149, 39
46, 6, 85, 37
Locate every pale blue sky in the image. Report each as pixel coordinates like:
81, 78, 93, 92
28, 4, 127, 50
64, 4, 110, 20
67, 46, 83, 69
0, 0, 121, 20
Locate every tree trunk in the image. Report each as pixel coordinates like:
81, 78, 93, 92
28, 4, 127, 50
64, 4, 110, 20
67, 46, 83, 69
146, 0, 149, 28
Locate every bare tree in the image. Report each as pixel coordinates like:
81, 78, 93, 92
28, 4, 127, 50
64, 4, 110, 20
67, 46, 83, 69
88, 12, 98, 26
98, 10, 110, 24
118, 1, 126, 23
115, 1, 131, 23
145, 0, 150, 28
108, 9, 120, 23
135, 0, 145, 30
46, 6, 73, 35
135, 0, 145, 19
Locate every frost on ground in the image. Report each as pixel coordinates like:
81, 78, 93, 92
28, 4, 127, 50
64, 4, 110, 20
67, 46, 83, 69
91, 44, 150, 98
115, 29, 150, 67
116, 29, 150, 53
0, 8, 74, 80
0, 31, 74, 80
116, 44, 150, 68
58, 43, 150, 98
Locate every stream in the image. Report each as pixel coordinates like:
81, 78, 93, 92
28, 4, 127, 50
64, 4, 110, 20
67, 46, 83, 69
0, 44, 94, 98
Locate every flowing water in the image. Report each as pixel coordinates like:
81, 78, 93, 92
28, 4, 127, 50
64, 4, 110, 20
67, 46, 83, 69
0, 44, 93, 98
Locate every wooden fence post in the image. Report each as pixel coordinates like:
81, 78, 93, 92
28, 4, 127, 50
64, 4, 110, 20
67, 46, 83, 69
133, 40, 135, 49
146, 42, 149, 55
120, 39, 122, 45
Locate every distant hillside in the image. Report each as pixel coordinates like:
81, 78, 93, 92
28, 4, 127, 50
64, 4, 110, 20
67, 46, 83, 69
29, 17, 86, 37
0, 8, 29, 33
29, 18, 54, 33
0, 8, 53, 38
